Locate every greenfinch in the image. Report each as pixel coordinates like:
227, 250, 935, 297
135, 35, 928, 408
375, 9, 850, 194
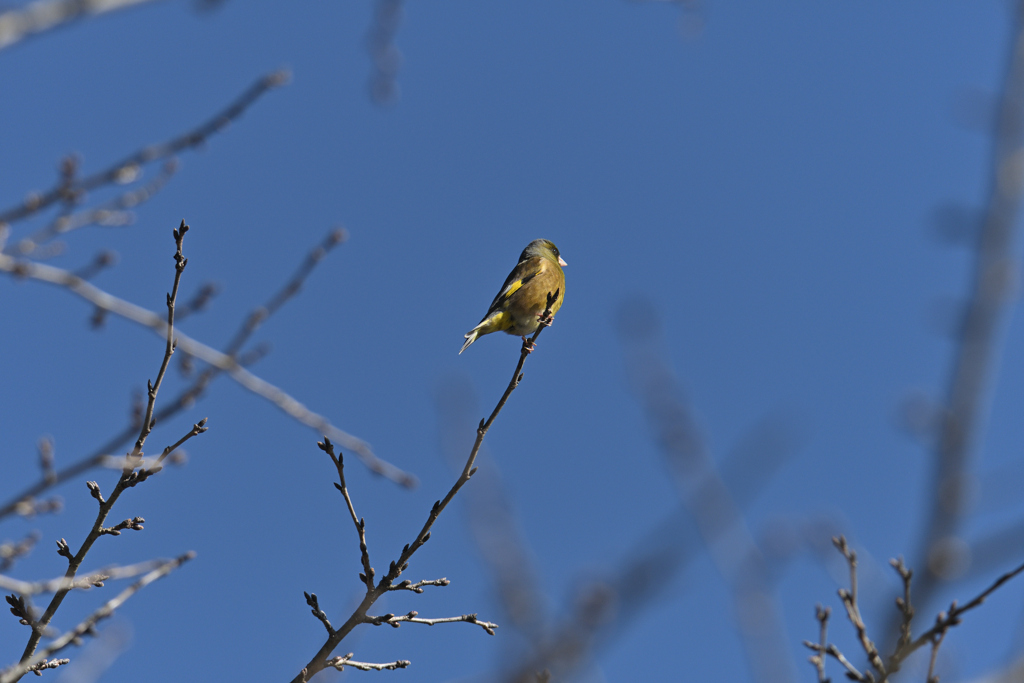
460, 239, 567, 354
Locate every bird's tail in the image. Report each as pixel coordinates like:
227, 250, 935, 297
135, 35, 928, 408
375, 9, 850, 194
459, 330, 479, 354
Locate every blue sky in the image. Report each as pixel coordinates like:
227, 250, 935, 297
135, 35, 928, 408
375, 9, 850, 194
2, 1, 1024, 681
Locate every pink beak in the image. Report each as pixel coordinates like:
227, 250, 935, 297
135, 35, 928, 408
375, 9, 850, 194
558, 256, 567, 266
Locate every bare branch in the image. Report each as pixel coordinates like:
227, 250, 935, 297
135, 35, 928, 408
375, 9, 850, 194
832, 537, 886, 678
893, 555, 1024, 665
387, 578, 450, 593
365, 610, 498, 635
825, 644, 867, 682
324, 654, 410, 672
926, 628, 946, 683
814, 544, 1024, 683
804, 605, 830, 683
24, 658, 69, 676
888, 557, 914, 667
130, 220, 189, 463
318, 439, 373, 592
303, 592, 334, 636
290, 292, 560, 682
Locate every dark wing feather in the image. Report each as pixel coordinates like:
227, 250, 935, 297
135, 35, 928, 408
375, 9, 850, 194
483, 259, 542, 318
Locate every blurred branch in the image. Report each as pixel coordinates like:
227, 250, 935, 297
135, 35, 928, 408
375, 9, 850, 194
0, 552, 194, 683
0, 557, 187, 595
293, 294, 559, 682
12, 160, 178, 257
221, 228, 349, 359
0, 0, 166, 52
455, 397, 798, 681
0, 70, 288, 229
0, 534, 39, 573
616, 298, 797, 683
0, 232, 413, 487
0, 228, 385, 524
902, 0, 1024, 624
366, 0, 403, 105
435, 376, 548, 642
966, 519, 1024, 581
73, 250, 118, 281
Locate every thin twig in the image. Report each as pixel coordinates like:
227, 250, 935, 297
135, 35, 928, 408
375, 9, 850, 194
833, 536, 886, 678
318, 439, 374, 592
16, 224, 201, 669
365, 610, 497, 635
303, 592, 334, 636
22, 658, 69, 676
387, 578, 450, 593
130, 220, 189, 463
826, 644, 867, 681
893, 555, 1024, 664
324, 654, 410, 672
809, 605, 830, 683
887, 557, 914, 670
815, 549, 1024, 683
153, 419, 208, 468
926, 628, 946, 683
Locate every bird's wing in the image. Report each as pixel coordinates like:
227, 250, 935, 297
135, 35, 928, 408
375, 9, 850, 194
484, 259, 543, 317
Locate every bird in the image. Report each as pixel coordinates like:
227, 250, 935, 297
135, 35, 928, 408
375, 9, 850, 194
460, 239, 566, 354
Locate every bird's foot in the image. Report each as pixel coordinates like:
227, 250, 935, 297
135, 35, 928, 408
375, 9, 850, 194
521, 336, 537, 354
536, 312, 554, 327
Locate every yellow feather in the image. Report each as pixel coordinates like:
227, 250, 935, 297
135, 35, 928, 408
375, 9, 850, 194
503, 280, 524, 298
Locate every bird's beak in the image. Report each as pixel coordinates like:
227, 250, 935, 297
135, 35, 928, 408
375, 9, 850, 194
558, 256, 567, 266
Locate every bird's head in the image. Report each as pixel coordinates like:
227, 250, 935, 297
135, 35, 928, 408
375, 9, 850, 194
521, 239, 567, 267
